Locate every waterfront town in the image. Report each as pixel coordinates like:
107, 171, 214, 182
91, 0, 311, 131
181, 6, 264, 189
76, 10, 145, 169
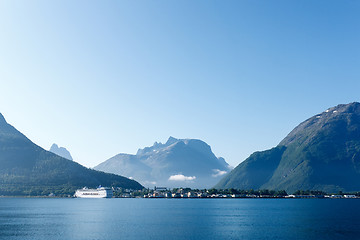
113, 187, 360, 199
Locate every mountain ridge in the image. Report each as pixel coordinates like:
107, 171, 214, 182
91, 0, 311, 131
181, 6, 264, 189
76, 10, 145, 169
216, 102, 360, 193
0, 113, 143, 196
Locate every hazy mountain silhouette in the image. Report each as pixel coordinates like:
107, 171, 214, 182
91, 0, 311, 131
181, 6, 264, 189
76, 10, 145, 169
94, 137, 231, 188
50, 143, 73, 161
0, 113, 143, 196
216, 102, 360, 193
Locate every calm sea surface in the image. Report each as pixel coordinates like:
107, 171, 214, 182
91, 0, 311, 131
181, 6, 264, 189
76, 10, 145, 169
0, 198, 359, 240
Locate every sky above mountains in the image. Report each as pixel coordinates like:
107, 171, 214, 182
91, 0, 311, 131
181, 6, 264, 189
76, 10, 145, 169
0, 0, 359, 168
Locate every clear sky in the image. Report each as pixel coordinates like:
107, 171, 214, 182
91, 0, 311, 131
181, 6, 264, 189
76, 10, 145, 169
0, 0, 359, 168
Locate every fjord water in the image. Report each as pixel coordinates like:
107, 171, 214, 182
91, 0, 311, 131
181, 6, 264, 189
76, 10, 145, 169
0, 198, 359, 240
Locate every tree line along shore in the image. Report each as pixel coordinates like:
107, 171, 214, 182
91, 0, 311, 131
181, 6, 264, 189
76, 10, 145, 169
2, 186, 360, 198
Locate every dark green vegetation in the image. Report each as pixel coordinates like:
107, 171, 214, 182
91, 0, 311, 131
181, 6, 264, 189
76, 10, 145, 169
0, 113, 143, 196
216, 102, 360, 193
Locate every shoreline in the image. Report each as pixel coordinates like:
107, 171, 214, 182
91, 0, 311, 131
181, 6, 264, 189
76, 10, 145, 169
1, 196, 359, 199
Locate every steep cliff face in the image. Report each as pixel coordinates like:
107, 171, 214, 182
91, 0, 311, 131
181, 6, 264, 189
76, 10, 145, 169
216, 103, 360, 193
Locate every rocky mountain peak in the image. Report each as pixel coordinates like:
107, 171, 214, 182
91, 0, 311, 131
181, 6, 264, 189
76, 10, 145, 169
49, 143, 73, 161
95, 136, 230, 188
166, 136, 178, 145
330, 102, 360, 113
0, 113, 7, 125
279, 102, 360, 147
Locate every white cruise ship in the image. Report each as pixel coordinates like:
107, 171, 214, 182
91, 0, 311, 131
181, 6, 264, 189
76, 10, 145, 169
74, 186, 113, 198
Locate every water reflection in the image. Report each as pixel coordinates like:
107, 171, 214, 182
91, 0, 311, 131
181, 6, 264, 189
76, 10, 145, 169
0, 198, 359, 240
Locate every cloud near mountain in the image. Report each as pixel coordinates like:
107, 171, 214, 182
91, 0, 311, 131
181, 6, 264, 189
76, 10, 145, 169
169, 174, 196, 181
212, 169, 227, 177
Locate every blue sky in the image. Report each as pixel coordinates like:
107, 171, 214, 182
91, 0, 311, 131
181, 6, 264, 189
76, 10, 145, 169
0, 0, 359, 168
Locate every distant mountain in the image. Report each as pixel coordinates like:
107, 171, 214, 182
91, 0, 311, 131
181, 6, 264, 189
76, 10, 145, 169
94, 137, 231, 188
215, 102, 360, 193
0, 113, 143, 196
50, 143, 73, 161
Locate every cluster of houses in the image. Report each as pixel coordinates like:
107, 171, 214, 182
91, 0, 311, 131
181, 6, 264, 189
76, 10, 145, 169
114, 187, 359, 199
144, 192, 359, 199
286, 194, 358, 198
143, 189, 248, 198
144, 192, 259, 198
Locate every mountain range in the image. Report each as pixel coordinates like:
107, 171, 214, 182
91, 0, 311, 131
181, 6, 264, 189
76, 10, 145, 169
0, 113, 143, 196
3, 102, 360, 195
94, 137, 231, 188
216, 102, 360, 193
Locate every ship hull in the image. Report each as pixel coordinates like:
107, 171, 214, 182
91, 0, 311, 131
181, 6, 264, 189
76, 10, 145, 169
75, 187, 113, 198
